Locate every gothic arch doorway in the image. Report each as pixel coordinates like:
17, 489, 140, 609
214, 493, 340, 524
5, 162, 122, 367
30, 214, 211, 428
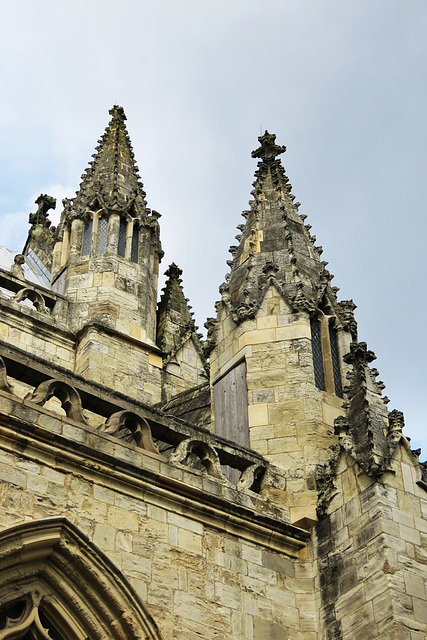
0, 517, 163, 640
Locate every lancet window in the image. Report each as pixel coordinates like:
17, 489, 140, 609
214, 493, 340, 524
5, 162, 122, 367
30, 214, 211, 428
131, 223, 139, 263
117, 218, 127, 257
96, 216, 108, 254
310, 317, 326, 391
310, 315, 343, 398
81, 218, 92, 256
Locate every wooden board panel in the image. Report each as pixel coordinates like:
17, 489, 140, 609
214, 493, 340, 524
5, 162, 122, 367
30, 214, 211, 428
213, 360, 249, 448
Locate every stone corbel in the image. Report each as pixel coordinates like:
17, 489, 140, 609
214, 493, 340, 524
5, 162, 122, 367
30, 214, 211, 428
25, 379, 88, 424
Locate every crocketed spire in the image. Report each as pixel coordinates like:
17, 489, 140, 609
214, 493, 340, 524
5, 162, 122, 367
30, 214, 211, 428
157, 263, 197, 354
217, 131, 336, 323
67, 105, 149, 219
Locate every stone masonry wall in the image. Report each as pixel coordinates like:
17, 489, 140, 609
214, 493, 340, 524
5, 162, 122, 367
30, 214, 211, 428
316, 446, 427, 640
0, 388, 319, 640
210, 285, 347, 520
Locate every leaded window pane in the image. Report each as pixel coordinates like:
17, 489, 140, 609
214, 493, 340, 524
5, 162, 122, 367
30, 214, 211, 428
117, 219, 127, 257
329, 325, 343, 398
97, 217, 108, 254
131, 224, 139, 263
81, 219, 92, 256
311, 318, 325, 391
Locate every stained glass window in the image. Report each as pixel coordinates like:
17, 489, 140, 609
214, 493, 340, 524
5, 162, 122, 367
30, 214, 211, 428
131, 224, 139, 263
329, 325, 343, 397
97, 216, 108, 254
311, 318, 326, 391
118, 219, 127, 257
81, 219, 92, 256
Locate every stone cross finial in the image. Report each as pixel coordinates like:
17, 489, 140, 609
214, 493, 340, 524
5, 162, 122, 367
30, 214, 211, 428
251, 131, 286, 162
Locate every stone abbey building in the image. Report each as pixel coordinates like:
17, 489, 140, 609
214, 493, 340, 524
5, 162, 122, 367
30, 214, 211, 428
0, 106, 425, 639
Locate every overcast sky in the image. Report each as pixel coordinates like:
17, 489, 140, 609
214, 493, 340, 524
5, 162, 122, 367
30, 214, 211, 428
0, 1, 426, 453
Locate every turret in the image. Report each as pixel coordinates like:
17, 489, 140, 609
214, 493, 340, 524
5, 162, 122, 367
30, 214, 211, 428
50, 106, 164, 402
207, 132, 360, 522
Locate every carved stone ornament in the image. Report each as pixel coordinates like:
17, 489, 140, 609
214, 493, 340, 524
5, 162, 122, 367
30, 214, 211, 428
0, 357, 12, 392
13, 288, 47, 314
0, 592, 54, 639
99, 411, 160, 454
9, 254, 25, 281
25, 379, 88, 424
169, 438, 226, 480
28, 194, 56, 228
237, 463, 287, 494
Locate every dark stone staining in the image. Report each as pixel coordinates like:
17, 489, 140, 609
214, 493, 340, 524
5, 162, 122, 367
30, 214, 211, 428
316, 517, 344, 640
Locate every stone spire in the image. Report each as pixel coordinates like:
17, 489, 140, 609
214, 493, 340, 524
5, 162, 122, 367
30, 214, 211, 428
218, 131, 335, 323
157, 263, 197, 354
69, 105, 149, 220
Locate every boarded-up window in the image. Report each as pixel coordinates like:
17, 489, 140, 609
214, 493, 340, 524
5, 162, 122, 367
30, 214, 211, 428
213, 360, 249, 448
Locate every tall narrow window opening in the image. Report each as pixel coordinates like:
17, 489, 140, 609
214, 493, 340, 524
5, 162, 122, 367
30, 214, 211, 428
96, 217, 108, 254
329, 325, 343, 397
130, 224, 139, 263
311, 317, 326, 391
81, 219, 92, 256
117, 219, 127, 257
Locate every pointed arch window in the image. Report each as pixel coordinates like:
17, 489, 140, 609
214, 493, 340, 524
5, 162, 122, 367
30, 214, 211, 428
310, 318, 326, 391
310, 316, 343, 397
329, 325, 343, 397
96, 216, 108, 254
117, 218, 127, 257
81, 218, 92, 256
131, 223, 139, 263
0, 597, 66, 639
0, 518, 163, 640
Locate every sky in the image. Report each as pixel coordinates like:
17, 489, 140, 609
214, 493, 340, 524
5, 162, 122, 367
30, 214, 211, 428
0, 1, 426, 453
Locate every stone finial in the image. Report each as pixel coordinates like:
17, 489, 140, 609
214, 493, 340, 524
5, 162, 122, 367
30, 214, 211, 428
252, 131, 286, 162
10, 254, 25, 280
28, 194, 56, 228
109, 105, 127, 121
337, 299, 358, 338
